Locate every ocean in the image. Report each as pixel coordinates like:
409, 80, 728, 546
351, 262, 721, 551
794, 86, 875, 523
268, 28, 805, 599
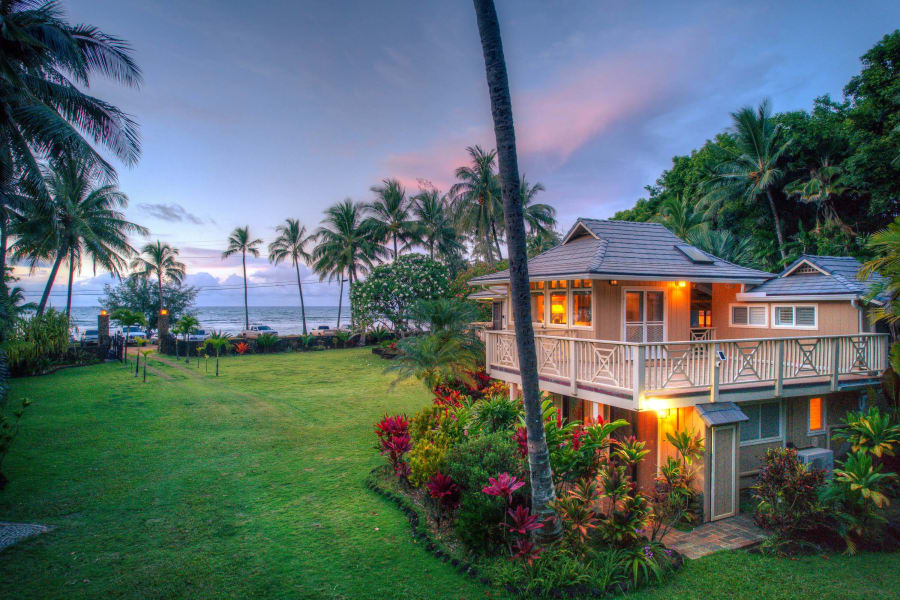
69, 306, 349, 336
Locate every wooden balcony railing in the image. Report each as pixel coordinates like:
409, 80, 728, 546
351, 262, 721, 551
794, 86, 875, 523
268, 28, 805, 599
484, 330, 889, 408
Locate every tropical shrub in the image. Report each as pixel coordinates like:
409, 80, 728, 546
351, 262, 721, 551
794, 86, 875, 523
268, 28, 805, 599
375, 413, 412, 479
350, 254, 450, 334
650, 429, 705, 539
2, 310, 70, 376
0, 397, 31, 490
408, 433, 451, 487
820, 451, 896, 553
472, 394, 521, 434
255, 332, 279, 353
234, 342, 250, 355
832, 406, 900, 458
426, 470, 460, 525
751, 447, 826, 541
333, 330, 351, 348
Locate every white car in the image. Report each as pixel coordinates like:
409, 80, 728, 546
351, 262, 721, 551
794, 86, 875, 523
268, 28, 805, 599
81, 329, 100, 344
118, 325, 148, 340
187, 329, 210, 342
241, 324, 278, 338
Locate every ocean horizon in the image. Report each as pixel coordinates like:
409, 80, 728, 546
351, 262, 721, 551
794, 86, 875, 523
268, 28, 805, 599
69, 305, 349, 336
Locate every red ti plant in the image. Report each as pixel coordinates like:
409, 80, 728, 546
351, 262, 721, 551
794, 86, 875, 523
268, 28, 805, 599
234, 342, 250, 355
380, 434, 412, 479
513, 427, 528, 459
375, 414, 409, 440
511, 538, 542, 566
426, 471, 460, 525
482, 472, 525, 500
506, 505, 544, 536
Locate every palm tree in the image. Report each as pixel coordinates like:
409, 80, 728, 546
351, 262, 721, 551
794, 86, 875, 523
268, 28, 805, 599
655, 195, 706, 240
411, 189, 464, 261
222, 226, 263, 331
450, 145, 504, 264
269, 219, 313, 334
520, 177, 556, 237
705, 100, 793, 262
313, 199, 377, 330
174, 314, 199, 363
12, 156, 146, 316
111, 308, 145, 365
688, 228, 752, 265
472, 0, 559, 539
784, 159, 854, 234
366, 178, 416, 261
130, 241, 186, 315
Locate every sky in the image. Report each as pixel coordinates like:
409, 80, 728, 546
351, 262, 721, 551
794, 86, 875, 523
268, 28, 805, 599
13, 0, 900, 308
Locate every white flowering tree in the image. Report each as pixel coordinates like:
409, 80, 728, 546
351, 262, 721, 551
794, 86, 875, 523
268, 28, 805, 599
350, 254, 450, 334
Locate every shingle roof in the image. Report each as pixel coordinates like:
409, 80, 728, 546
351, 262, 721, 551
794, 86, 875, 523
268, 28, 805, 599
749, 255, 887, 301
469, 219, 774, 284
695, 402, 750, 426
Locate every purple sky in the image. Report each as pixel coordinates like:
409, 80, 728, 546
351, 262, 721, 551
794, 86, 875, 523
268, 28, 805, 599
15, 0, 900, 307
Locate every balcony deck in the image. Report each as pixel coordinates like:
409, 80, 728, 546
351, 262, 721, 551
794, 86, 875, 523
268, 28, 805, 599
484, 330, 889, 411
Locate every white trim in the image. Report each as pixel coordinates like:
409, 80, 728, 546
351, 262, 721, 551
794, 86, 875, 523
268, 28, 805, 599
736, 293, 858, 302
529, 280, 594, 329
783, 258, 830, 277
738, 399, 784, 446
560, 221, 601, 244
621, 287, 668, 343
729, 303, 769, 328
771, 304, 818, 330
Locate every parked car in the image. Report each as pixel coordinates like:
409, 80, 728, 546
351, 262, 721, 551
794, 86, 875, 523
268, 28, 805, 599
117, 325, 148, 342
241, 324, 278, 338
81, 329, 99, 344
187, 329, 210, 342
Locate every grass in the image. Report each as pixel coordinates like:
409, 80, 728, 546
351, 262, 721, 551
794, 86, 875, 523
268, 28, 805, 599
2, 349, 899, 599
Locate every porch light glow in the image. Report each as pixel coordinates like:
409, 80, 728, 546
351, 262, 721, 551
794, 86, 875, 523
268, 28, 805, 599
610, 280, 618, 286
678, 281, 687, 288
160, 309, 168, 315
100, 310, 108, 316
643, 397, 671, 418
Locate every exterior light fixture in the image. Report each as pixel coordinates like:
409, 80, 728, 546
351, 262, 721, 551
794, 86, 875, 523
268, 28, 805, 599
678, 281, 687, 288
610, 280, 618, 286
160, 309, 168, 315
100, 310, 108, 316
643, 397, 671, 418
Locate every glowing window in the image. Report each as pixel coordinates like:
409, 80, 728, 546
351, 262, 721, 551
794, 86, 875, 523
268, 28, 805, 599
809, 397, 824, 432
530, 292, 545, 324
550, 292, 567, 325
573, 290, 592, 327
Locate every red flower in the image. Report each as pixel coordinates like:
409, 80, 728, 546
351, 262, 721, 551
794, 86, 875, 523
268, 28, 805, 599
511, 538, 542, 565
506, 505, 544, 535
513, 427, 528, 458
571, 426, 585, 451
556, 408, 562, 429
482, 472, 525, 499
234, 342, 250, 355
375, 414, 409, 439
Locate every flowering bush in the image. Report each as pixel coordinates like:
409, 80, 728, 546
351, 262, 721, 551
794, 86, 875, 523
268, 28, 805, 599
375, 413, 411, 479
234, 342, 250, 355
408, 434, 450, 487
751, 447, 826, 541
350, 254, 450, 334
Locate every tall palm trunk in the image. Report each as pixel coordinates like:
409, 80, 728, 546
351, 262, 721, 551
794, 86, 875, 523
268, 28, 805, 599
37, 250, 65, 315
393, 234, 398, 261
65, 249, 75, 319
765, 188, 787, 262
294, 260, 308, 335
241, 250, 249, 330
491, 220, 503, 261
157, 271, 163, 314
473, 0, 559, 539
336, 273, 344, 330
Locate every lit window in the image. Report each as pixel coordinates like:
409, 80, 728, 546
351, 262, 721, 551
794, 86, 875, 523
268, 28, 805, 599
808, 397, 824, 432
530, 292, 545, 324
549, 280, 567, 289
573, 290, 591, 327
731, 304, 767, 327
550, 292, 567, 325
740, 401, 782, 443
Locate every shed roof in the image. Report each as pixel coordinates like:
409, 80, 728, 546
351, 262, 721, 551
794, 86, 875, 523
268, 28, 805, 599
469, 219, 774, 285
695, 402, 749, 426
746, 255, 887, 303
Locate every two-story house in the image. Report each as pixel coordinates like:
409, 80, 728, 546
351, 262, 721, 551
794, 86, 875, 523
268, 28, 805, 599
469, 218, 889, 522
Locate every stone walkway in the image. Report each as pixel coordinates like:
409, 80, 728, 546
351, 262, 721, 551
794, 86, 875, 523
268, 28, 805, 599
662, 514, 767, 559
0, 521, 52, 552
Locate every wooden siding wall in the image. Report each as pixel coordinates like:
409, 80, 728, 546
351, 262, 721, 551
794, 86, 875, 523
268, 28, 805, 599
711, 283, 862, 339
592, 280, 691, 341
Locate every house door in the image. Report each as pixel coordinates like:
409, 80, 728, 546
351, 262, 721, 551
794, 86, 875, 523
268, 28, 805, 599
625, 290, 665, 358
491, 302, 502, 330
710, 425, 737, 521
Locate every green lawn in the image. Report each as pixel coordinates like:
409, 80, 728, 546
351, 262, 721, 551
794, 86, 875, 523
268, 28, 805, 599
2, 349, 898, 599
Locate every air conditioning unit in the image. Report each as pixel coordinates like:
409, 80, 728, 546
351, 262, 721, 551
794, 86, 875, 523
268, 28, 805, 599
797, 447, 834, 477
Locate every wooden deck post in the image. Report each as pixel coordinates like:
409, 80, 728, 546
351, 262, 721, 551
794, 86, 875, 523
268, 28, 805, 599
485, 332, 493, 376
831, 337, 841, 392
569, 338, 577, 395
632, 345, 646, 410
709, 342, 720, 403
775, 339, 784, 397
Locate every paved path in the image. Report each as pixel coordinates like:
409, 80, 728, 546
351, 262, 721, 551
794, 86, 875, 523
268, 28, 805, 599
662, 514, 767, 559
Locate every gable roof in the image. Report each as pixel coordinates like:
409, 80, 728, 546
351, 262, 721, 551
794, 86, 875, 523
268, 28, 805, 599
469, 218, 774, 285
743, 255, 887, 303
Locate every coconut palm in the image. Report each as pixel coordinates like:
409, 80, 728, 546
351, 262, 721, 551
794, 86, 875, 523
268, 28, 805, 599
472, 0, 559, 539
411, 189, 463, 261
704, 100, 793, 262
784, 159, 854, 234
687, 228, 752, 265
268, 219, 313, 334
12, 156, 146, 316
0, 0, 141, 284
520, 177, 556, 237
174, 314, 199, 363
366, 178, 416, 261
130, 241, 186, 315
450, 145, 504, 264
655, 195, 706, 241
313, 199, 377, 330
222, 226, 263, 331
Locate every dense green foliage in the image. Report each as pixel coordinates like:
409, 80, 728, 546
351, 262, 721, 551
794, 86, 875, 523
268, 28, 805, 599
100, 275, 197, 328
1, 310, 70, 376
615, 31, 900, 271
